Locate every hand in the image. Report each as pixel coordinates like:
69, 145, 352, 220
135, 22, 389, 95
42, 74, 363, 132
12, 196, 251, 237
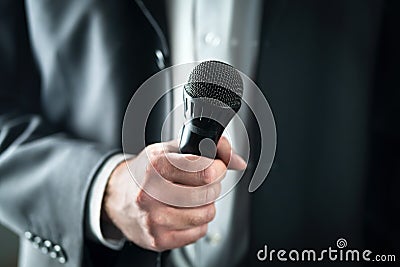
101, 137, 246, 252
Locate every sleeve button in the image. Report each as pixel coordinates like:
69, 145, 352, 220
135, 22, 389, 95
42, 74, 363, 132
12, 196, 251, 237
44, 240, 52, 248
40, 246, 49, 254
40, 240, 51, 254
49, 250, 57, 259
53, 245, 61, 252
24, 231, 33, 241
32, 236, 42, 249
58, 257, 66, 264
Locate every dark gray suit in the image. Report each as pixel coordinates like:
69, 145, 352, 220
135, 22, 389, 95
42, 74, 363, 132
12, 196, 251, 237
0, 0, 398, 267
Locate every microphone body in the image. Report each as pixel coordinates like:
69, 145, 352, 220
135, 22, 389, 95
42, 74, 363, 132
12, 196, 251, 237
179, 118, 224, 158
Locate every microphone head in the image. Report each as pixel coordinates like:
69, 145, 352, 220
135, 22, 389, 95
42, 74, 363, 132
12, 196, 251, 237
179, 61, 243, 157
184, 60, 243, 112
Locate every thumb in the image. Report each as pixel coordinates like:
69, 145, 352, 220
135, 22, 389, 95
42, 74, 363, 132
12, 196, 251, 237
216, 136, 247, 170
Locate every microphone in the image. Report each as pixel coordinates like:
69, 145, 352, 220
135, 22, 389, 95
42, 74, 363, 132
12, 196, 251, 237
179, 60, 243, 158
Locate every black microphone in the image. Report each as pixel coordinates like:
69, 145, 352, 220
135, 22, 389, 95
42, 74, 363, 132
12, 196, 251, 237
179, 60, 243, 158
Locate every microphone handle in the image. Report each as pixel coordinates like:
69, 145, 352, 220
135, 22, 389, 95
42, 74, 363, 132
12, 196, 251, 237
179, 118, 225, 158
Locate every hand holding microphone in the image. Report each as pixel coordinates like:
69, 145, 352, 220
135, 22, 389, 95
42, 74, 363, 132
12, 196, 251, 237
101, 61, 246, 252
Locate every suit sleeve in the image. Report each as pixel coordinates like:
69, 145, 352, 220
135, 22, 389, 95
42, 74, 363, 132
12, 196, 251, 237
0, 1, 114, 266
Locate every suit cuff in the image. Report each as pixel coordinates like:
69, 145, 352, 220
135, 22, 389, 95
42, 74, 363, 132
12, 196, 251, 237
87, 153, 128, 250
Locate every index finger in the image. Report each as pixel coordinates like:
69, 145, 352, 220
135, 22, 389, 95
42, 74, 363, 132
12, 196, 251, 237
151, 153, 227, 186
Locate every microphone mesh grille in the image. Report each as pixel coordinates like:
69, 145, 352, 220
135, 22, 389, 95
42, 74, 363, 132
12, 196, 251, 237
184, 61, 243, 111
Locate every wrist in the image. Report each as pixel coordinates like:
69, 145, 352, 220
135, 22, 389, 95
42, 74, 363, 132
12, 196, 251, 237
86, 153, 131, 250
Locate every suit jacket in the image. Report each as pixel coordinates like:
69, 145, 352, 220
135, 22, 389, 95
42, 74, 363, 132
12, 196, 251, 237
1, 0, 398, 267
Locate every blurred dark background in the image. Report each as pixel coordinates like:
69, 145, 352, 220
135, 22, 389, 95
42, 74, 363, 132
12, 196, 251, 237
247, 0, 399, 266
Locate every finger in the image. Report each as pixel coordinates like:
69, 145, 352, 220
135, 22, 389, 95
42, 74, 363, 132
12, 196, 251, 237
156, 224, 208, 251
141, 172, 222, 207
216, 136, 247, 170
145, 140, 180, 157
150, 154, 227, 186
165, 153, 213, 173
153, 203, 216, 230
159, 139, 180, 153
136, 189, 159, 210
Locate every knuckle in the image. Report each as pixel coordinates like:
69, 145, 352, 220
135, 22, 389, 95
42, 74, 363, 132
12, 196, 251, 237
149, 154, 163, 172
136, 190, 149, 207
148, 212, 165, 227
186, 154, 200, 161
146, 144, 157, 153
147, 143, 164, 155
149, 154, 171, 179
188, 214, 202, 226
205, 204, 216, 222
